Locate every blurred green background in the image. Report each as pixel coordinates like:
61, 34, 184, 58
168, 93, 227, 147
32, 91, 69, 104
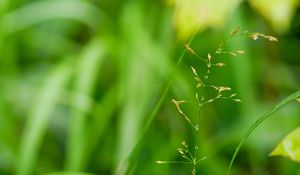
0, 0, 300, 175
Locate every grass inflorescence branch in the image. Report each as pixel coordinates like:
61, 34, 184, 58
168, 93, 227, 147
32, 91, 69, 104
156, 27, 278, 175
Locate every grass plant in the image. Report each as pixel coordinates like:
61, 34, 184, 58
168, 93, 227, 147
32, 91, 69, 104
155, 28, 284, 175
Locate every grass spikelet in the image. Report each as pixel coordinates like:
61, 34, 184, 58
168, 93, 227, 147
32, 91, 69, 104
191, 66, 199, 77
185, 43, 196, 55
229, 27, 240, 36
233, 99, 242, 102
214, 63, 226, 67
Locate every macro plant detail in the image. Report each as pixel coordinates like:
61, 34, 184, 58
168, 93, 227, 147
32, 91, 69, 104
1, 1, 300, 175
156, 27, 278, 175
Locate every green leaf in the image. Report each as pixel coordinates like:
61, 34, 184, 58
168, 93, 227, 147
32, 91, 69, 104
17, 62, 72, 175
270, 127, 300, 163
249, 0, 300, 33
43, 172, 95, 175
0, 0, 103, 34
170, 0, 243, 39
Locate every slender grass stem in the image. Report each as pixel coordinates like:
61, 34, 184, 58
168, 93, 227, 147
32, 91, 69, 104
115, 26, 201, 174
226, 90, 300, 175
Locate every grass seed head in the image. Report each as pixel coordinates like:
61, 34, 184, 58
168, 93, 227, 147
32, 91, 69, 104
229, 27, 240, 36
185, 44, 196, 55
235, 50, 245, 54
156, 161, 166, 164
233, 99, 242, 102
266, 36, 278, 42
215, 63, 225, 67
230, 93, 237, 97
207, 53, 212, 62
219, 86, 231, 92
230, 52, 237, 56
250, 33, 259, 40
191, 66, 199, 77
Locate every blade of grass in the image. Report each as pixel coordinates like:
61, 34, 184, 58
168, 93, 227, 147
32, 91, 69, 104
42, 172, 95, 175
226, 90, 300, 175
0, 0, 104, 35
85, 85, 119, 164
17, 61, 72, 175
115, 3, 171, 173
66, 37, 107, 170
226, 8, 264, 173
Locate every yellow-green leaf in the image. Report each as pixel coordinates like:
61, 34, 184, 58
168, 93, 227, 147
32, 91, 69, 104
249, 0, 300, 33
270, 127, 300, 163
169, 0, 242, 39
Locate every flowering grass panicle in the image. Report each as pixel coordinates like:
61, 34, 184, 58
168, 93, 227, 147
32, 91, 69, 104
156, 27, 277, 175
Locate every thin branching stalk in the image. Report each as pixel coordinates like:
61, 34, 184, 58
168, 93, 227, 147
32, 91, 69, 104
156, 27, 278, 175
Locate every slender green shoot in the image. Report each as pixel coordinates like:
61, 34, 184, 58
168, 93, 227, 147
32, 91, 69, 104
114, 25, 201, 174
226, 90, 300, 175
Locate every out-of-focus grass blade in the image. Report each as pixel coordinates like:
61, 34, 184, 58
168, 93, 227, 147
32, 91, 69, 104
0, 93, 15, 171
114, 2, 201, 174
43, 172, 95, 175
0, 0, 103, 34
114, 2, 173, 174
23, 29, 80, 56
227, 90, 300, 175
85, 85, 119, 163
66, 37, 107, 170
17, 61, 72, 175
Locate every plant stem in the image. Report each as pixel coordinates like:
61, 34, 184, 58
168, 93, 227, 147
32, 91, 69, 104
226, 90, 300, 175
115, 26, 201, 175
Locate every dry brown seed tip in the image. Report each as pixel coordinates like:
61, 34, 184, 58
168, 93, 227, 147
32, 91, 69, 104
229, 27, 240, 36
251, 33, 259, 40
185, 44, 196, 55
216, 63, 225, 67
172, 99, 185, 106
267, 36, 278, 42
